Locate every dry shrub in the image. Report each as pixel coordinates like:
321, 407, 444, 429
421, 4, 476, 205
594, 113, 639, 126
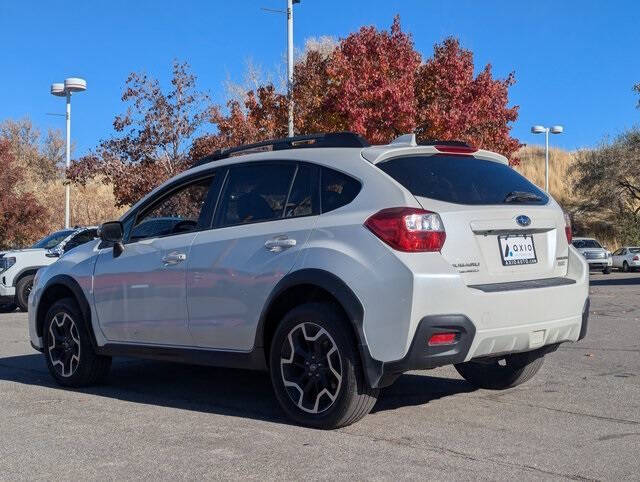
23, 177, 127, 232
514, 145, 621, 249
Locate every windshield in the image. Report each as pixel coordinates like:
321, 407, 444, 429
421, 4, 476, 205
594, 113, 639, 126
378, 155, 549, 205
31, 230, 75, 249
572, 239, 602, 249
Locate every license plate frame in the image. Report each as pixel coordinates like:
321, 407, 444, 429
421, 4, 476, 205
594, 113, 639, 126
498, 234, 538, 266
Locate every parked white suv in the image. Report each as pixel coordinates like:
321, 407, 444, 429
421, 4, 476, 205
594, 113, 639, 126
28, 133, 589, 428
571, 237, 612, 274
0, 227, 97, 311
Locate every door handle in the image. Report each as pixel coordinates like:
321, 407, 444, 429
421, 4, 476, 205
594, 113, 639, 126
162, 251, 187, 265
265, 236, 297, 252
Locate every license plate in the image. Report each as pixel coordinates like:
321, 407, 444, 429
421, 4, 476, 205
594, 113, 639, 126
498, 235, 537, 266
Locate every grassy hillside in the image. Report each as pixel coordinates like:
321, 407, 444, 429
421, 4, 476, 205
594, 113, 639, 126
514, 145, 619, 249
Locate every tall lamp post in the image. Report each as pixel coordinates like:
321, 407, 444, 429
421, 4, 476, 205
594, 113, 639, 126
50, 78, 87, 228
262, 1, 299, 137
531, 124, 563, 192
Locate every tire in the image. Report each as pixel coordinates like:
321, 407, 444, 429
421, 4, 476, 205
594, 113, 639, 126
454, 351, 545, 390
602, 266, 611, 274
43, 297, 111, 387
269, 302, 379, 429
15, 274, 34, 312
622, 261, 629, 273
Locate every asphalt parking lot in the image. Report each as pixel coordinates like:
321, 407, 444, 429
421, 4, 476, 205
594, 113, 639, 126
1, 272, 639, 480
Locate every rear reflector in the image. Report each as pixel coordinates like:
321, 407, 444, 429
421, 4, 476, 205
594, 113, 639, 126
428, 332, 457, 346
364, 208, 446, 252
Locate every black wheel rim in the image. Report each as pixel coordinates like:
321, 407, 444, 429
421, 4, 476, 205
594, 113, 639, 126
24, 281, 33, 300
280, 322, 342, 414
47, 312, 81, 378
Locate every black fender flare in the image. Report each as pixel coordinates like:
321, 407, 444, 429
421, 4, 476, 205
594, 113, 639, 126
254, 268, 384, 388
38, 274, 98, 350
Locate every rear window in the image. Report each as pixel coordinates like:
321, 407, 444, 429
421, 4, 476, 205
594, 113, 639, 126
629, 248, 640, 253
378, 155, 549, 205
572, 239, 602, 249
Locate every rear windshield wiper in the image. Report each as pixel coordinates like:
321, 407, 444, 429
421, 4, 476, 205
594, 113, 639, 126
503, 191, 543, 203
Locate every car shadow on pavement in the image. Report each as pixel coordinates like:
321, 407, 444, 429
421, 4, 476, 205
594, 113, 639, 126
590, 275, 640, 286
0, 353, 475, 424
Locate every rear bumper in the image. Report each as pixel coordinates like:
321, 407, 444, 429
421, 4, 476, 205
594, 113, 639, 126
371, 298, 590, 388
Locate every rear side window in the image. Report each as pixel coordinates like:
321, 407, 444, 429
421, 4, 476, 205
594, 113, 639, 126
218, 164, 296, 226
321, 167, 361, 213
378, 155, 549, 205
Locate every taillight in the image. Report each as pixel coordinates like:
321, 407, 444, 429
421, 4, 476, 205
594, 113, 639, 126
633, 255, 639, 261
434, 145, 477, 155
563, 211, 572, 244
364, 207, 446, 252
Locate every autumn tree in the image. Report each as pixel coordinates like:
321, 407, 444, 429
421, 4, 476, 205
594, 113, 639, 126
69, 61, 213, 206
415, 38, 521, 160
0, 141, 48, 249
0, 118, 64, 182
193, 17, 520, 164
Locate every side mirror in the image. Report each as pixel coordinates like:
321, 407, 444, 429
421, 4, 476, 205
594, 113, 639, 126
98, 221, 124, 257
45, 248, 61, 258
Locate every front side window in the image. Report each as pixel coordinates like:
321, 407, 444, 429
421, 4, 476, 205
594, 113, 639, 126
613, 248, 624, 255
63, 229, 98, 253
218, 164, 296, 227
321, 167, 361, 213
130, 176, 214, 242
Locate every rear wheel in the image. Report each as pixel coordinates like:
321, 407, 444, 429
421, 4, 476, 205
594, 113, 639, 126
15, 274, 34, 312
43, 298, 111, 387
454, 351, 545, 390
0, 303, 16, 313
622, 261, 629, 272
269, 302, 378, 429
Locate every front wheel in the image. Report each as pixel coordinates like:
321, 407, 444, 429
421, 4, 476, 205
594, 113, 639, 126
15, 274, 34, 312
43, 298, 112, 387
269, 302, 378, 429
602, 266, 612, 274
454, 351, 545, 390
622, 261, 629, 272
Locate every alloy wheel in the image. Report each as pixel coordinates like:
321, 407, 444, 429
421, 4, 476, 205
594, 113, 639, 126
280, 322, 343, 414
48, 312, 81, 378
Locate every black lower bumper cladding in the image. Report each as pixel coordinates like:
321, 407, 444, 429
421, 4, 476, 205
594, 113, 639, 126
375, 315, 476, 387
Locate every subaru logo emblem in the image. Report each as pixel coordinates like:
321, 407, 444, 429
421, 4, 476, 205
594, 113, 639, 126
516, 215, 531, 227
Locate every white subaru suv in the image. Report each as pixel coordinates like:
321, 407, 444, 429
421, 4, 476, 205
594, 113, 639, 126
28, 132, 589, 428
0, 227, 98, 311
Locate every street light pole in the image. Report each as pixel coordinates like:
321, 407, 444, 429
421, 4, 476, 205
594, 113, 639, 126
287, 0, 294, 137
65, 91, 71, 228
51, 78, 87, 229
531, 125, 563, 193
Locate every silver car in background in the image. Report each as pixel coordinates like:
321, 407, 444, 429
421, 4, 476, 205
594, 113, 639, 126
572, 237, 612, 274
612, 246, 640, 272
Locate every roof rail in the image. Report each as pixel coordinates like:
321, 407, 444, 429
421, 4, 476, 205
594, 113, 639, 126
193, 131, 370, 167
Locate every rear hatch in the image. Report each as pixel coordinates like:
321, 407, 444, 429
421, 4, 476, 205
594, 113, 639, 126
378, 153, 569, 285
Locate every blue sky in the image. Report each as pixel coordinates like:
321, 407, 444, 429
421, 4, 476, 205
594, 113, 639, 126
1, 0, 639, 156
